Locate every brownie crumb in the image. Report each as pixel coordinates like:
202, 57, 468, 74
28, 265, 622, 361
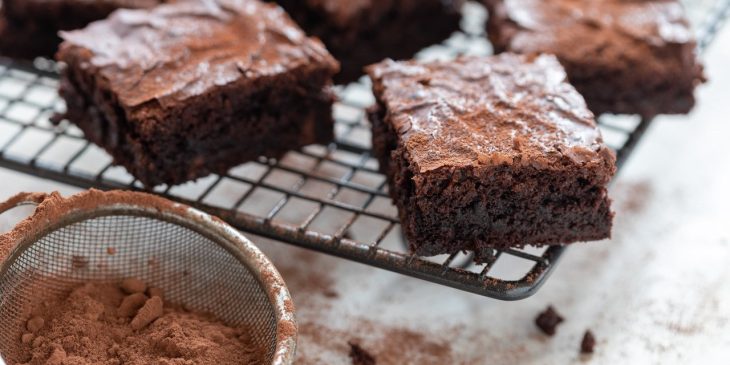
322, 288, 339, 299
535, 305, 564, 336
581, 330, 596, 354
348, 341, 376, 365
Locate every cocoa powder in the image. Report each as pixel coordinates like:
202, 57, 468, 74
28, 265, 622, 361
8, 280, 264, 365
297, 320, 456, 365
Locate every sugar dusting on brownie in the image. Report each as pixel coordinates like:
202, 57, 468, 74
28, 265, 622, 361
367, 54, 615, 173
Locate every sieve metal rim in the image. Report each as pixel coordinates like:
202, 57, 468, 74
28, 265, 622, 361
0, 190, 297, 365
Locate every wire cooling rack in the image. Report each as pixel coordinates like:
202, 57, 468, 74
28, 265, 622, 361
0, 1, 728, 300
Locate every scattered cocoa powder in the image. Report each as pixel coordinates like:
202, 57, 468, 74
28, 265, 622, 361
297, 320, 455, 365
614, 180, 653, 214
9, 280, 264, 365
273, 250, 339, 302
374, 327, 453, 363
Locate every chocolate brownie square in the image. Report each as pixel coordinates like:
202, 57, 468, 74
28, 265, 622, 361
484, 0, 704, 117
368, 54, 616, 259
272, 0, 464, 83
0, 0, 168, 59
57, 0, 339, 187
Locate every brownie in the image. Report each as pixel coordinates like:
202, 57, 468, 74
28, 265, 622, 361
0, 0, 168, 59
57, 0, 339, 187
0, 15, 60, 60
367, 54, 616, 259
483, 0, 705, 117
272, 0, 464, 83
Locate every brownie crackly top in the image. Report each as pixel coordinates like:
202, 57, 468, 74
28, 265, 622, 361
489, 0, 696, 52
367, 54, 615, 175
59, 0, 339, 109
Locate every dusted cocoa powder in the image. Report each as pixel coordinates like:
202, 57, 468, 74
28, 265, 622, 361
10, 280, 264, 365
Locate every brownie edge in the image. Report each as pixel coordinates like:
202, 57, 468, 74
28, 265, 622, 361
0, 0, 168, 60
368, 54, 616, 259
484, 0, 705, 117
57, 0, 339, 187
273, 0, 464, 83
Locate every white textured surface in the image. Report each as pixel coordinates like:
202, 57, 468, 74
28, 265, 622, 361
1, 24, 728, 365
278, 26, 730, 364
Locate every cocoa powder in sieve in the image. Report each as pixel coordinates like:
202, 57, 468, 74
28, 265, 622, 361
9, 280, 265, 365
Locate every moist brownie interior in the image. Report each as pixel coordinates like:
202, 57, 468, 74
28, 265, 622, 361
368, 54, 617, 260
483, 0, 705, 117
57, 0, 339, 187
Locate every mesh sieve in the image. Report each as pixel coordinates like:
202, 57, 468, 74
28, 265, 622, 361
0, 190, 297, 365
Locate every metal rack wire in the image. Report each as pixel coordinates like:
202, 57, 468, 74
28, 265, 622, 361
0, 0, 727, 300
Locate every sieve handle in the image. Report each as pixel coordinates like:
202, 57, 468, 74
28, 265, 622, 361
0, 192, 50, 216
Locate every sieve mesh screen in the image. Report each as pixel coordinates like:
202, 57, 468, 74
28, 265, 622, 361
0, 214, 278, 364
